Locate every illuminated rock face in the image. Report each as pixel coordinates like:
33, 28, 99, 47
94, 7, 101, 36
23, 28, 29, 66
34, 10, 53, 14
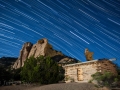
13, 38, 57, 69
13, 38, 78, 69
64, 59, 117, 83
28, 38, 63, 58
13, 42, 33, 69
28, 38, 48, 58
84, 48, 94, 61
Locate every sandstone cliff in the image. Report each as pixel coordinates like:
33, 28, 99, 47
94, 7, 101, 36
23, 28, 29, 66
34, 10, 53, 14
13, 42, 33, 69
13, 38, 78, 69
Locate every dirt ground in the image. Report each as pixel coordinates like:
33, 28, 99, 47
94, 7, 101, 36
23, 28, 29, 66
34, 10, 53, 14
0, 83, 110, 90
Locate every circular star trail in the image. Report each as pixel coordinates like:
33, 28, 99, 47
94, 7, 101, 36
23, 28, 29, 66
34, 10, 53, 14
0, 0, 120, 65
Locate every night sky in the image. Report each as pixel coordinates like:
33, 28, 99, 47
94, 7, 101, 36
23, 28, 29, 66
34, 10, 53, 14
0, 0, 120, 65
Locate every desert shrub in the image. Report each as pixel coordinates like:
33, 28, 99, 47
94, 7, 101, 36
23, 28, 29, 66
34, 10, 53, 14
0, 66, 12, 81
88, 80, 92, 83
12, 68, 21, 80
91, 71, 119, 88
21, 56, 62, 84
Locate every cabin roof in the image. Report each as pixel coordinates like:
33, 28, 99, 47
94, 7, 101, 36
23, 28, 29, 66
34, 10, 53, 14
63, 58, 116, 67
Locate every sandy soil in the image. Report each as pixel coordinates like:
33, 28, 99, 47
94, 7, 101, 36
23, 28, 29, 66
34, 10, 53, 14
0, 83, 110, 90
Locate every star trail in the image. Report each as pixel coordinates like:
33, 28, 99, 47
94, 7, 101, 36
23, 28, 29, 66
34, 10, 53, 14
0, 0, 120, 65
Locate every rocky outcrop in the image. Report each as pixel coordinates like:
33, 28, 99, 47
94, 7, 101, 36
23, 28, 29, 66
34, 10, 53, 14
84, 48, 94, 61
59, 57, 77, 63
28, 39, 47, 58
13, 38, 78, 69
13, 42, 33, 69
27, 38, 63, 58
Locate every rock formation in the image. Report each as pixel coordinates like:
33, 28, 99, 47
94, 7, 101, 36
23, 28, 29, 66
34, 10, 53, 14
13, 38, 78, 69
13, 42, 33, 69
59, 57, 77, 63
84, 48, 94, 61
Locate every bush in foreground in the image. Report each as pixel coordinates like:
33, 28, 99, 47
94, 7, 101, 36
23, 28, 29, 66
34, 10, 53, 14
91, 71, 120, 88
21, 56, 63, 84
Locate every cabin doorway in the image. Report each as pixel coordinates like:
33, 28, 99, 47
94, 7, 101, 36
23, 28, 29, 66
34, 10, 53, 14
77, 68, 83, 81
